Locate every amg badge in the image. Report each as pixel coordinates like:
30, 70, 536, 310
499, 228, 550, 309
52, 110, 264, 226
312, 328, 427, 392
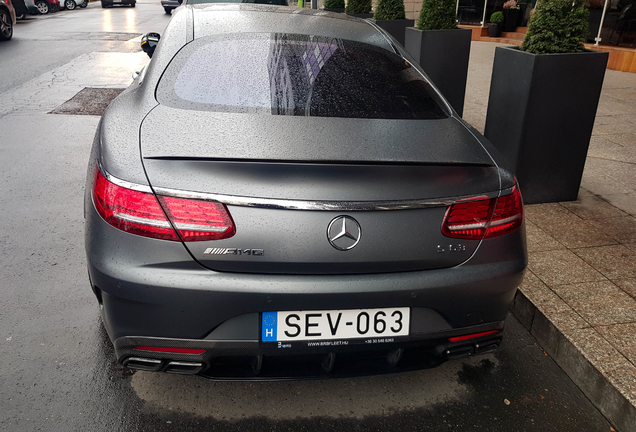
204, 248, 264, 256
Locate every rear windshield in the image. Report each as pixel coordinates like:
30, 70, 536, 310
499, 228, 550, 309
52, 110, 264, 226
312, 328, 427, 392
157, 33, 448, 120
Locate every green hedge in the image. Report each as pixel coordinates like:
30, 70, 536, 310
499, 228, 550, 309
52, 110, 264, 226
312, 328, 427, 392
345, 0, 372, 14
417, 0, 458, 30
521, 0, 589, 54
373, 0, 405, 20
325, 0, 345, 8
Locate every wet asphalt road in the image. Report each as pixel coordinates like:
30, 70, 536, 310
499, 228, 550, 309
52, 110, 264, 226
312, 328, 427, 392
0, 2, 618, 431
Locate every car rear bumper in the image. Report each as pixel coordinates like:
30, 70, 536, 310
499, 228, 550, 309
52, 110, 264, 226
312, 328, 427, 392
86, 202, 526, 378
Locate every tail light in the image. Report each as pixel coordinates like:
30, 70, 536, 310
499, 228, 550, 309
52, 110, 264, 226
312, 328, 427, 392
442, 185, 523, 240
92, 168, 235, 242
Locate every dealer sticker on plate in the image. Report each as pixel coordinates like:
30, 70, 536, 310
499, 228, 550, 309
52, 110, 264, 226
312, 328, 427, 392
261, 308, 409, 344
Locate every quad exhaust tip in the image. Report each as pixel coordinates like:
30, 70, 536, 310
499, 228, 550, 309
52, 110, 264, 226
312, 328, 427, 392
123, 357, 204, 375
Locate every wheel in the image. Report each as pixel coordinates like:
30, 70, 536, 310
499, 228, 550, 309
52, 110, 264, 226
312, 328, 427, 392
79, 0, 87, 7
35, 0, 50, 14
129, 1, 135, 6
164, 6, 172, 13
0, 9, 13, 41
65, 0, 76, 10
16, 12, 27, 19
101, 1, 107, 7
50, 2, 59, 12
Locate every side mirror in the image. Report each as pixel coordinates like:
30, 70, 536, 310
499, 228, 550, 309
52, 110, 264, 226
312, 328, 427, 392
141, 32, 161, 59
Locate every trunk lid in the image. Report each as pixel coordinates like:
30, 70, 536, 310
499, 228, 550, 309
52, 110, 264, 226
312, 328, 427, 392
141, 107, 500, 274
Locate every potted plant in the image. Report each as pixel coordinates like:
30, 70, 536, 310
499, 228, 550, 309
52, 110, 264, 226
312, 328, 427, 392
345, 0, 373, 18
484, 0, 608, 204
488, 11, 504, 37
369, 0, 414, 46
404, 0, 471, 115
502, 0, 521, 32
324, 0, 345, 13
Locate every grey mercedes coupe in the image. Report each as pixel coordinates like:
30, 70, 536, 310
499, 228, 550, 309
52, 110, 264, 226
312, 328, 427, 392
85, 4, 527, 379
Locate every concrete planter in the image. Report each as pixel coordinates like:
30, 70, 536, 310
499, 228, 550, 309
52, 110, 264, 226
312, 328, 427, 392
484, 47, 609, 204
368, 18, 414, 47
404, 27, 472, 116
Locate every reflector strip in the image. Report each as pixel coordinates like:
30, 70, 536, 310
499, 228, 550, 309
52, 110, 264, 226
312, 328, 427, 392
449, 330, 499, 342
113, 212, 173, 229
173, 222, 228, 233
134, 346, 206, 355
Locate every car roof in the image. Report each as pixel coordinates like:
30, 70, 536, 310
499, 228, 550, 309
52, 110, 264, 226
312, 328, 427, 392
187, 4, 395, 51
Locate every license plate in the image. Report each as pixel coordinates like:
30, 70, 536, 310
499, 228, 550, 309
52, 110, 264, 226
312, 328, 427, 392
261, 308, 409, 343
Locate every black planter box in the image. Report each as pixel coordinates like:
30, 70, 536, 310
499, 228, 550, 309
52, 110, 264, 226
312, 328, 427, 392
369, 18, 415, 47
503, 9, 519, 32
488, 22, 501, 37
346, 13, 373, 18
404, 27, 472, 116
484, 47, 608, 204
324, 7, 345, 13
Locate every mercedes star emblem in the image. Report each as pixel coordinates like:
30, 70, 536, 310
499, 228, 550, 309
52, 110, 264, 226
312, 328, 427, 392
327, 216, 362, 251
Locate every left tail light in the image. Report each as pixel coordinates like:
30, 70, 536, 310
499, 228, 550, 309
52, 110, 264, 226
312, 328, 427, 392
92, 168, 235, 241
441, 185, 523, 240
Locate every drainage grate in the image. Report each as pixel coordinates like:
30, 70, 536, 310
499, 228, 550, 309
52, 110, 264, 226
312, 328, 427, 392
49, 88, 126, 116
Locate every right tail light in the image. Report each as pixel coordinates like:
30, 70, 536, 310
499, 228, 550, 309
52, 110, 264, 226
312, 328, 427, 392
442, 185, 523, 240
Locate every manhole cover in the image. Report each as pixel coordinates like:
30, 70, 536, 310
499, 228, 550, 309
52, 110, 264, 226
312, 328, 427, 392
49, 88, 126, 116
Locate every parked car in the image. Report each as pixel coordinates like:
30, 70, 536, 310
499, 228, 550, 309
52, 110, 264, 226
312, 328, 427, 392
86, 4, 527, 379
0, 0, 16, 41
164, 0, 288, 14
160, 0, 180, 14
101, 0, 135, 7
24, 0, 60, 14
12, 0, 26, 19
61, 0, 88, 10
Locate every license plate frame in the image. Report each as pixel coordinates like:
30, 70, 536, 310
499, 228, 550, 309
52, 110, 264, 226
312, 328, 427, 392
261, 308, 410, 347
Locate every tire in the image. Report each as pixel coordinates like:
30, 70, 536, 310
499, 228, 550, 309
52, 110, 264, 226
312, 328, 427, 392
65, 0, 76, 10
79, 0, 87, 7
16, 13, 27, 19
35, 0, 50, 14
101, 1, 107, 7
130, 1, 135, 6
0, 9, 13, 41
164, 6, 172, 13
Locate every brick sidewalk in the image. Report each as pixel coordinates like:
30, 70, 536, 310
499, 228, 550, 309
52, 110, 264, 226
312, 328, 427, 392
464, 41, 636, 432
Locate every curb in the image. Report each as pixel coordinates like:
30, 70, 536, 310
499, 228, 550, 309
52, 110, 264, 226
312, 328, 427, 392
511, 289, 636, 432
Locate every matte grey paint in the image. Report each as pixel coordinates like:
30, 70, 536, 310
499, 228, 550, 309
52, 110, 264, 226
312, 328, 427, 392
404, 28, 472, 117
86, 5, 527, 377
140, 108, 492, 165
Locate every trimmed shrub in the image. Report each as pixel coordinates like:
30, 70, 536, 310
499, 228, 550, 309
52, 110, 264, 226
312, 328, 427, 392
345, 0, 371, 14
325, 0, 345, 8
490, 11, 504, 24
417, 0, 458, 30
521, 0, 589, 54
373, 0, 405, 20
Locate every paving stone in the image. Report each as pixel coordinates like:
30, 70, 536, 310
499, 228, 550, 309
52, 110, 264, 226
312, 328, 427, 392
605, 133, 636, 146
603, 193, 636, 218
581, 158, 636, 196
551, 280, 636, 326
615, 279, 636, 300
528, 250, 606, 287
566, 328, 636, 406
524, 205, 616, 249
586, 216, 636, 244
573, 244, 636, 280
525, 221, 564, 253
560, 194, 627, 220
597, 323, 636, 366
